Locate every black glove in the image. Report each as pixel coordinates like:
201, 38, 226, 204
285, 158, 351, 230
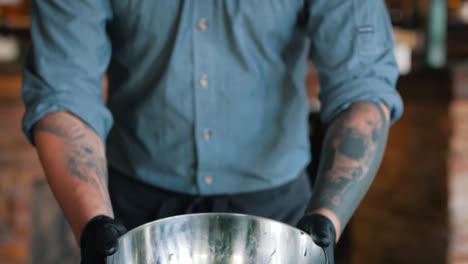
297, 214, 336, 264
80, 215, 127, 264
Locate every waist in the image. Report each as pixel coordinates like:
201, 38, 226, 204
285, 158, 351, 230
107, 147, 311, 195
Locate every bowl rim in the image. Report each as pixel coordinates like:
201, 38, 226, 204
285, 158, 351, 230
120, 212, 314, 242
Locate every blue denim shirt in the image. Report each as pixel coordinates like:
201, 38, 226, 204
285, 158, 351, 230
22, 0, 403, 195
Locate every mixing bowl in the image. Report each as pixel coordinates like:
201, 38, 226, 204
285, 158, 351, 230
106, 213, 326, 264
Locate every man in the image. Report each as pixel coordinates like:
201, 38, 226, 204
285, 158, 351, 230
22, 1, 403, 263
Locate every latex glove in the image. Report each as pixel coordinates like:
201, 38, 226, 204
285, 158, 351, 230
297, 214, 336, 264
80, 215, 127, 264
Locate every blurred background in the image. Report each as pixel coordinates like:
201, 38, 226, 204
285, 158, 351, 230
0, 0, 468, 263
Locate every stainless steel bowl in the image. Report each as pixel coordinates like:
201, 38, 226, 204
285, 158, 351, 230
107, 213, 326, 264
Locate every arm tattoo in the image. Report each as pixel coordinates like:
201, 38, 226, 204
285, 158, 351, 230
35, 114, 112, 212
309, 102, 389, 232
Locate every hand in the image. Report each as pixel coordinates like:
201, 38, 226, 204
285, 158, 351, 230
80, 215, 127, 264
297, 214, 336, 264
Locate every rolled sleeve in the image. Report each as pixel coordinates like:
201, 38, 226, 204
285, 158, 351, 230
22, 0, 113, 144
306, 0, 403, 124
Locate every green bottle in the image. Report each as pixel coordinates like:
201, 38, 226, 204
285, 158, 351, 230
427, 0, 447, 68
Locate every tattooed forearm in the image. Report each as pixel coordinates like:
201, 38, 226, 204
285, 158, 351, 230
308, 102, 390, 234
67, 153, 108, 198
35, 115, 85, 140
35, 114, 110, 207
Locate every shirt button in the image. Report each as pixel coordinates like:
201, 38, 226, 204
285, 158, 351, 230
203, 129, 211, 140
204, 175, 213, 184
200, 75, 208, 88
197, 18, 207, 30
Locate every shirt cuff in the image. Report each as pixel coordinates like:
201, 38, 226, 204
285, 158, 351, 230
22, 92, 113, 145
319, 79, 403, 125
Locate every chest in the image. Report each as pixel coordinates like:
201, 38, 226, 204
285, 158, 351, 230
109, 0, 304, 40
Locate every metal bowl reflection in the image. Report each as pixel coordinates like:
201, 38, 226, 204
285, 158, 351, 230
107, 213, 326, 264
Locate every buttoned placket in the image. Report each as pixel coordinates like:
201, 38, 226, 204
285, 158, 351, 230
193, 8, 216, 191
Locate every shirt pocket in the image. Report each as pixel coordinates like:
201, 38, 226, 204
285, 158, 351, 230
229, 0, 303, 42
111, 0, 182, 37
